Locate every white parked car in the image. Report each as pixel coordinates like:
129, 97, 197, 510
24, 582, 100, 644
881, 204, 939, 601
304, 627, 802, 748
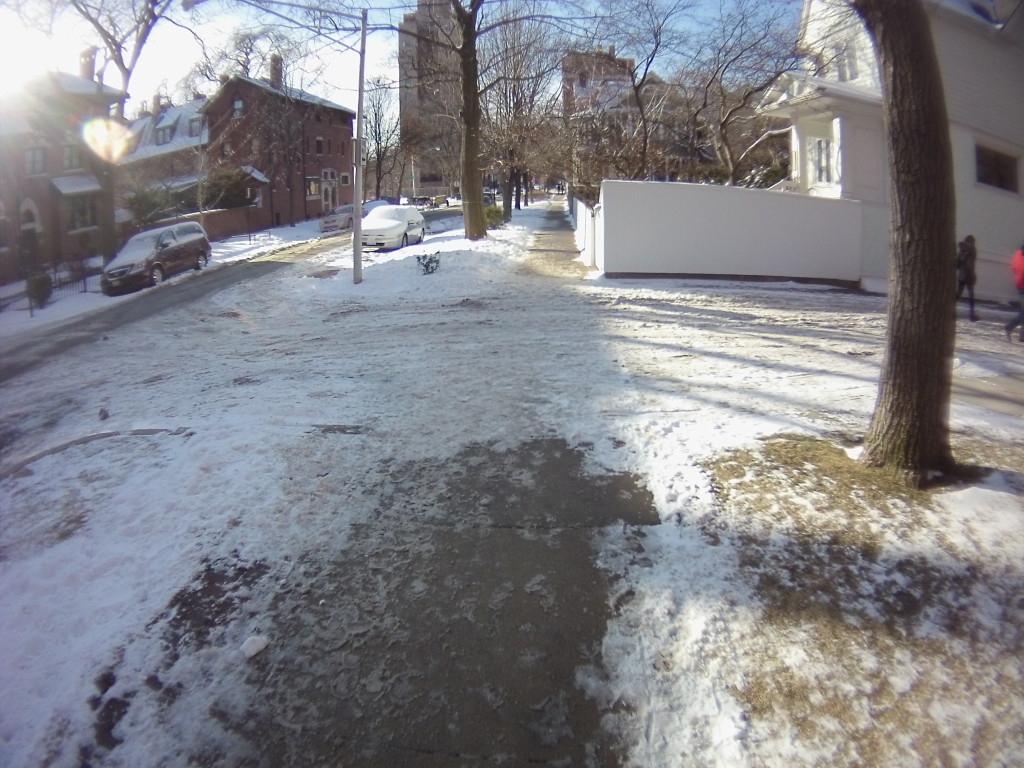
319, 204, 354, 233
360, 205, 426, 250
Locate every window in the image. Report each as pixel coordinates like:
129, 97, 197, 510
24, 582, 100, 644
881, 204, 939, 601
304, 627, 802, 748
315, 137, 324, 154
63, 144, 81, 170
68, 196, 97, 231
305, 177, 320, 197
976, 145, 1019, 193
24, 148, 44, 175
188, 117, 202, 137
328, 139, 332, 154
339, 172, 351, 186
221, 141, 232, 159
156, 126, 172, 145
832, 42, 859, 82
232, 98, 244, 118
808, 138, 833, 184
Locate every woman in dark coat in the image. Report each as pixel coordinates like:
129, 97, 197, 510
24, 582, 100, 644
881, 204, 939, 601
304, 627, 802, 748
956, 234, 978, 321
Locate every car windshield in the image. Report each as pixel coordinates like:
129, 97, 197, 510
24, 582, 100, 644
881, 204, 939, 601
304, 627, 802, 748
106, 232, 162, 267
367, 208, 406, 223
128, 232, 161, 249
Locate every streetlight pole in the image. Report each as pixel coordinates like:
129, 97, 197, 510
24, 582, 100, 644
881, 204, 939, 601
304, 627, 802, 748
351, 7, 366, 284
182, 0, 367, 284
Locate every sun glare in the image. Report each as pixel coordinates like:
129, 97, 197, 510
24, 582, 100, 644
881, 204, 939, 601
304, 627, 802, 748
0, 10, 85, 99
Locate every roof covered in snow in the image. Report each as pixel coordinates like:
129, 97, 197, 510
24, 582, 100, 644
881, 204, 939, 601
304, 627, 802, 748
222, 74, 355, 116
120, 98, 208, 165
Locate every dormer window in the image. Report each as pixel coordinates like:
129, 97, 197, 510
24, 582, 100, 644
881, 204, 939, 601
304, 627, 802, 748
156, 126, 172, 144
188, 116, 202, 137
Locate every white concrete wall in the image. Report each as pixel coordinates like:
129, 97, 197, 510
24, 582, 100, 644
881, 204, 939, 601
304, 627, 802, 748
598, 180, 862, 282
571, 196, 598, 268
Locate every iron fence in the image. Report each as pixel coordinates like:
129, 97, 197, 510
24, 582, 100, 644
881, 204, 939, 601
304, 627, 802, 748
0, 259, 104, 318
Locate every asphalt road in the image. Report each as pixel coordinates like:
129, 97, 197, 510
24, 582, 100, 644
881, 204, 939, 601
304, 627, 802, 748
0, 208, 462, 387
0, 240, 326, 386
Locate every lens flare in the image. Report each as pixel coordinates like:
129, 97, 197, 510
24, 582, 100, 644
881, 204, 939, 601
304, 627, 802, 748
81, 118, 134, 163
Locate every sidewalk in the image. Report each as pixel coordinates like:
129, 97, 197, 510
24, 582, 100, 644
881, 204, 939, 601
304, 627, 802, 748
534, 197, 1024, 420
2, 197, 1022, 767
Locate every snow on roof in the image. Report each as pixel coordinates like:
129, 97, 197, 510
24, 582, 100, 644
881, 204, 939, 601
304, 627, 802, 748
230, 74, 355, 116
120, 98, 208, 165
51, 174, 102, 195
241, 165, 270, 183
47, 71, 123, 101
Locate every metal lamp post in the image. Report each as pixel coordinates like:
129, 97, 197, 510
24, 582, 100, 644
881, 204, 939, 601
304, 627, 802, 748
182, 0, 367, 283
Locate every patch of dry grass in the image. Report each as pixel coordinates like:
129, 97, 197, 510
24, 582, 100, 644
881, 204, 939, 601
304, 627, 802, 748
702, 434, 1024, 766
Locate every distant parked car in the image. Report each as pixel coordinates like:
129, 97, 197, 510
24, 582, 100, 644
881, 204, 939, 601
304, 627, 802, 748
101, 221, 211, 296
483, 191, 496, 206
361, 205, 426, 250
320, 204, 354, 233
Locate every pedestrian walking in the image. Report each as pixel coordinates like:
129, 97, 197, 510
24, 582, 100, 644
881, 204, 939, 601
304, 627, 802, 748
956, 234, 978, 321
1006, 242, 1024, 342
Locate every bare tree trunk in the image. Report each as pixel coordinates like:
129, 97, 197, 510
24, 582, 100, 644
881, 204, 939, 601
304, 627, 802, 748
454, 0, 487, 240
851, 0, 957, 485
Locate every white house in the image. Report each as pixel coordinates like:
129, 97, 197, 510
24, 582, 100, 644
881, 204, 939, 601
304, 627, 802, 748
762, 0, 1024, 302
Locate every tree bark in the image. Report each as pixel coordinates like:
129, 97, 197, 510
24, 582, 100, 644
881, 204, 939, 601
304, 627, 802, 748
454, 0, 488, 240
851, 0, 957, 484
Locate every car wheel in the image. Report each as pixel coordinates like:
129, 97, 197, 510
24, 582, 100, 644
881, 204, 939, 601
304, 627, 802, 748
417, 229, 424, 244
401, 233, 408, 249
346, 217, 353, 229
151, 266, 164, 286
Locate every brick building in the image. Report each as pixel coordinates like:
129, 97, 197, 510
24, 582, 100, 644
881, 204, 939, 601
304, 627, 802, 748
0, 54, 125, 284
119, 54, 355, 236
204, 55, 356, 229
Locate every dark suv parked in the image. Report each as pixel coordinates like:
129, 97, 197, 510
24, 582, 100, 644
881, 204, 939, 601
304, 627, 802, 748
101, 222, 211, 296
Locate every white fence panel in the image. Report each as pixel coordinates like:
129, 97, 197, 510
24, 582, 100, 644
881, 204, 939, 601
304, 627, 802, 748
598, 180, 862, 283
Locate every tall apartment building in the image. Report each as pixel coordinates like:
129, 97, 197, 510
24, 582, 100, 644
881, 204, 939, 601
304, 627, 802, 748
397, 0, 461, 199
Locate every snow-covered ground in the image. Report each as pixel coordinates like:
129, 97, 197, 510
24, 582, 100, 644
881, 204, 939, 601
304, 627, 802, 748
1, 199, 1022, 766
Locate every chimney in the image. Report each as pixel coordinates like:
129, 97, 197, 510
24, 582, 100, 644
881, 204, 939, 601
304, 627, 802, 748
219, 73, 230, 86
79, 47, 97, 81
269, 53, 283, 89
152, 92, 162, 115
608, 45, 615, 58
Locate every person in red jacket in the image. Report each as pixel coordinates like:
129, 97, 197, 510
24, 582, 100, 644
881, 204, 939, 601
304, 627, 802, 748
1006, 243, 1024, 342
